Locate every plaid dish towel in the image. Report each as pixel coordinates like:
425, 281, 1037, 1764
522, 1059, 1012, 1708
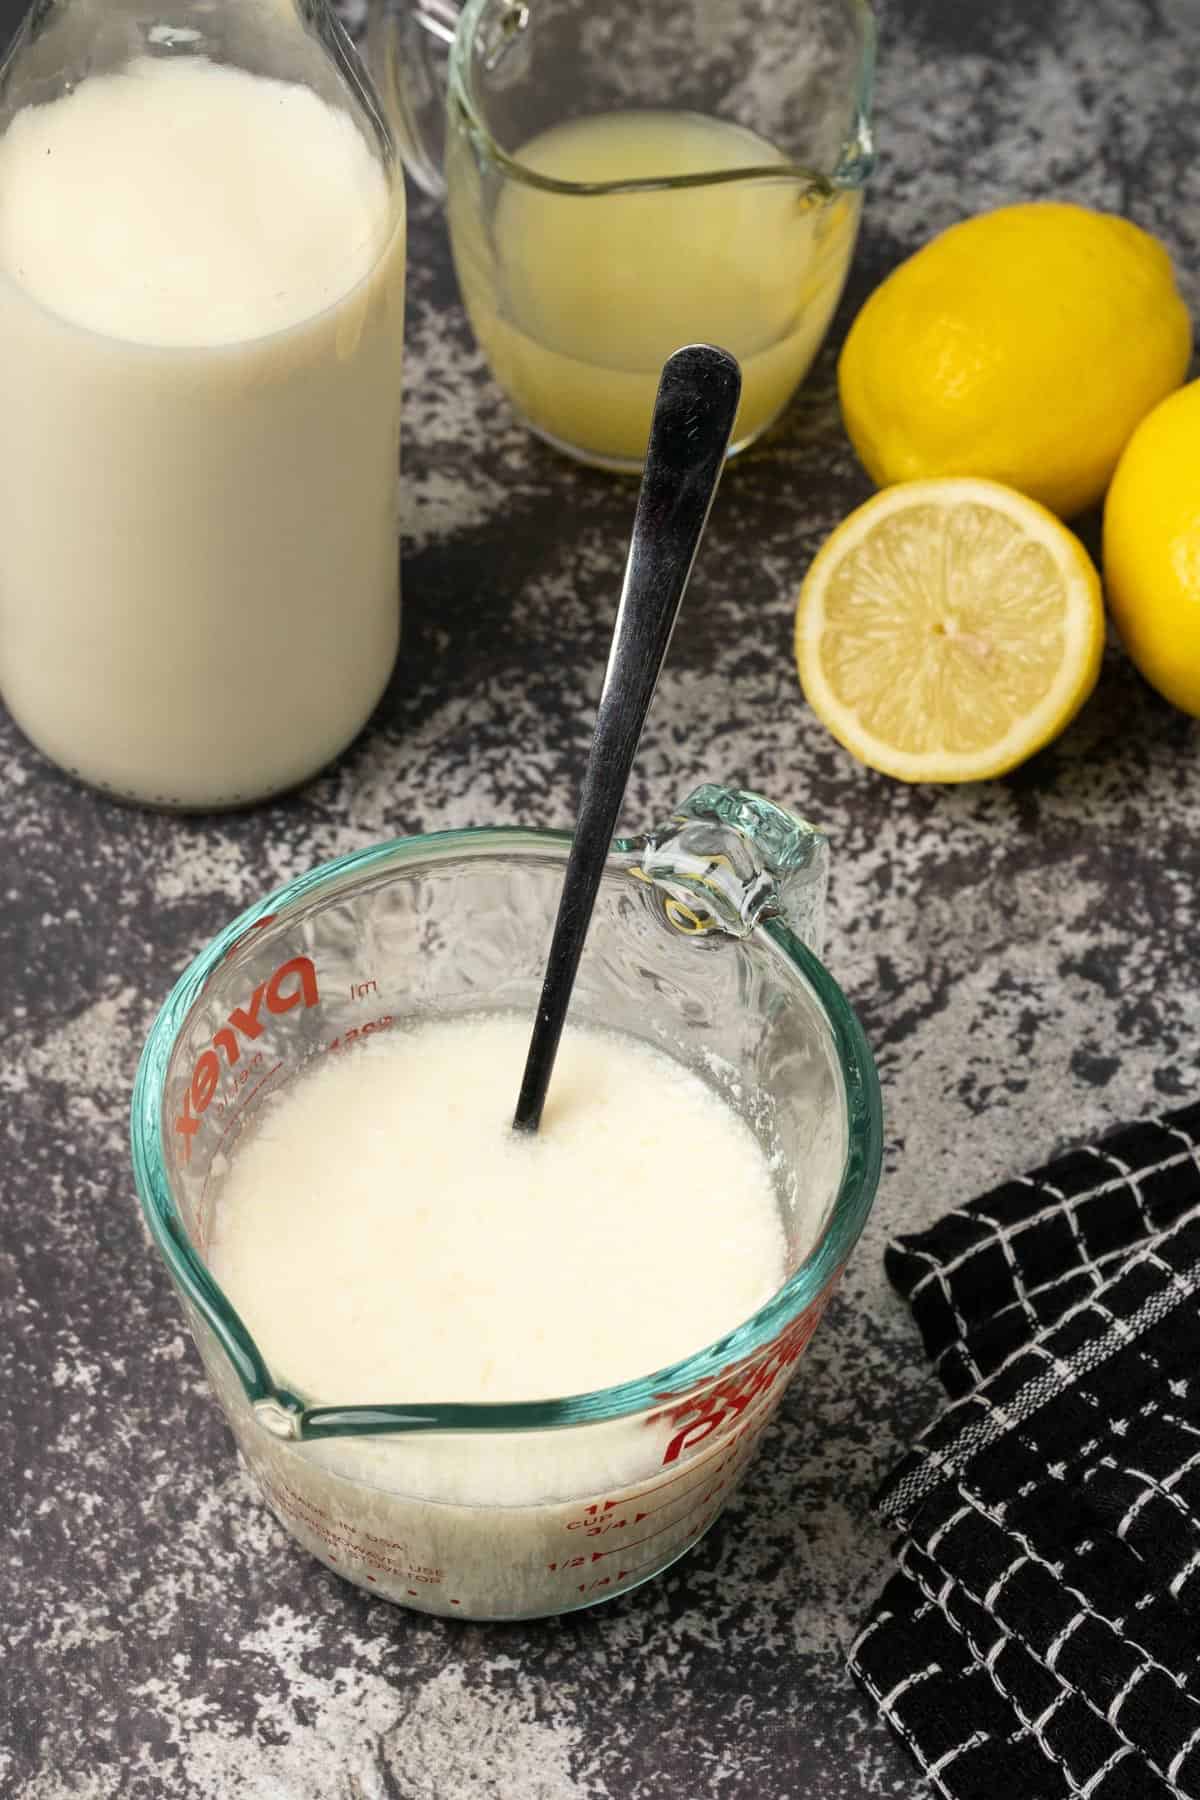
849, 1102, 1200, 1800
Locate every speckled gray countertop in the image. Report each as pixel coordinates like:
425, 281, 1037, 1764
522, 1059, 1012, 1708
4, 0, 1200, 1794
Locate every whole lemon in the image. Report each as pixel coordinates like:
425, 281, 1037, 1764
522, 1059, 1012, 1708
1104, 379, 1200, 715
839, 202, 1192, 519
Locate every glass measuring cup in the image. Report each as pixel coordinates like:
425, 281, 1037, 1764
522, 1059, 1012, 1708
369, 0, 876, 469
131, 785, 882, 1621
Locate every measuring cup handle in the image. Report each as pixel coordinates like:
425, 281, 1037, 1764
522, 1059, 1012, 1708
636, 785, 830, 956
366, 0, 461, 197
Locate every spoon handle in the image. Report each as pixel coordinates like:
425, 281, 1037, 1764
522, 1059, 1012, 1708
514, 343, 742, 1133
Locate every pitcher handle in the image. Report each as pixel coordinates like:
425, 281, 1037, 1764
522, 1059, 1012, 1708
367, 0, 461, 197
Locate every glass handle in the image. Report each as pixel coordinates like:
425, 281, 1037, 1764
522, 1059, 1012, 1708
634, 784, 830, 956
415, 0, 462, 44
366, 0, 461, 197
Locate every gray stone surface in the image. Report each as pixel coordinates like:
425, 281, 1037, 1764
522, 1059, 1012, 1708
3, 0, 1200, 1794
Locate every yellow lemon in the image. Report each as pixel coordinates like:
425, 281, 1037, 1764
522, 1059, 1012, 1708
839, 203, 1192, 519
794, 479, 1104, 782
1104, 379, 1200, 715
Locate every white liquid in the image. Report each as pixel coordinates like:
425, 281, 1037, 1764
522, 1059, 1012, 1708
203, 1016, 832, 1616
212, 1015, 788, 1413
0, 56, 405, 806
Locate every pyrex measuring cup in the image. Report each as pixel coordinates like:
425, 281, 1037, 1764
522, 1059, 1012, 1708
131, 785, 882, 1620
369, 0, 876, 468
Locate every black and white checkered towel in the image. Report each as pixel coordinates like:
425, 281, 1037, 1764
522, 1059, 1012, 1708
849, 1102, 1200, 1799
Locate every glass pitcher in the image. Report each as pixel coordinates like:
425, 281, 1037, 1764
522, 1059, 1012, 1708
370, 0, 876, 469
0, 0, 405, 808
132, 784, 883, 1621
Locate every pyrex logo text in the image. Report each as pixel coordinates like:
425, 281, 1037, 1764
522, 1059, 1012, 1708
174, 955, 319, 1160
656, 1300, 827, 1465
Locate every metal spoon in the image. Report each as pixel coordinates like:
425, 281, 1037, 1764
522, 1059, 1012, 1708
513, 342, 742, 1133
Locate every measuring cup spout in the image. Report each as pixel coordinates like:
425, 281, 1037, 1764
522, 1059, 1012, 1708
634, 784, 830, 956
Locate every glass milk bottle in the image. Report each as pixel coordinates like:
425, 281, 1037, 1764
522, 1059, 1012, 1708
0, 0, 406, 808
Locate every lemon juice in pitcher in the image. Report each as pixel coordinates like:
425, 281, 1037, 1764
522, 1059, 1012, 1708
448, 107, 861, 468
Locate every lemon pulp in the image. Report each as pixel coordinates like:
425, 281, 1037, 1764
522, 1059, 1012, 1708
795, 479, 1105, 782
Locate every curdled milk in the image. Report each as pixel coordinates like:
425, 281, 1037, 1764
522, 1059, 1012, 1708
0, 55, 405, 806
212, 1014, 788, 1414
204, 1015, 825, 1616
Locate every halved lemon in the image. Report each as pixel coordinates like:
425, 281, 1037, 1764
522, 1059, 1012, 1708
793, 478, 1104, 782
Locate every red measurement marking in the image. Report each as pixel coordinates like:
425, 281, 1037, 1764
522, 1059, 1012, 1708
450, 1599, 461, 1607
215, 1060, 285, 1145
407, 1589, 418, 1596
195, 1058, 285, 1249
366, 1576, 377, 1584
651, 1302, 828, 1463
326, 1016, 394, 1054
553, 1428, 756, 1557
607, 1423, 753, 1512
590, 1484, 728, 1561
614, 1518, 718, 1582
624, 1442, 746, 1523
566, 1446, 747, 1539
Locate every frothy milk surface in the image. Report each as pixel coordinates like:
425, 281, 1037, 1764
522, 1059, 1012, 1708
0, 57, 390, 344
0, 55, 405, 806
211, 1015, 789, 1406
